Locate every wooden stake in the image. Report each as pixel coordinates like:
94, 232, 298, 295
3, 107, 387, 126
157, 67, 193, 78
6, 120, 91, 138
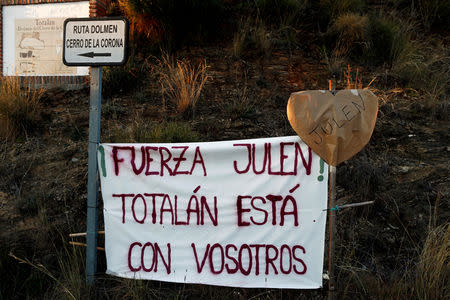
328, 165, 337, 300
69, 241, 105, 251
69, 231, 105, 238
328, 79, 337, 300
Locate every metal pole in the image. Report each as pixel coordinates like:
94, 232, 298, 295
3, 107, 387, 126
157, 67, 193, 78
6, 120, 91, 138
86, 67, 102, 284
328, 165, 337, 300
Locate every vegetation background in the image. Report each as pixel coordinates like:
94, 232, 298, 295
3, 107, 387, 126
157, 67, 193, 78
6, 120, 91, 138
0, 0, 449, 299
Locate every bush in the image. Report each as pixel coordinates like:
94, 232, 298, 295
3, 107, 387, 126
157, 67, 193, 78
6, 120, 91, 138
364, 15, 411, 66
107, 118, 199, 143
232, 18, 273, 58
395, 0, 450, 30
394, 53, 450, 119
118, 0, 164, 45
119, 0, 224, 47
0, 76, 42, 140
328, 13, 369, 58
148, 121, 200, 143
314, 0, 365, 29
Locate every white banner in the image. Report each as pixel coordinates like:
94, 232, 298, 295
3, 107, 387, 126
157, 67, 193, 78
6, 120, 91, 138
98, 136, 328, 289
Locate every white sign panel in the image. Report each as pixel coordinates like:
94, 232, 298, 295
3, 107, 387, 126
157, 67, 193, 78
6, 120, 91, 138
2, 2, 89, 76
63, 17, 128, 66
98, 136, 328, 289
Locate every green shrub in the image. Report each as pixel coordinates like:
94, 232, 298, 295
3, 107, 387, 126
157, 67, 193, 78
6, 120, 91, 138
107, 119, 199, 143
364, 15, 411, 66
149, 121, 200, 143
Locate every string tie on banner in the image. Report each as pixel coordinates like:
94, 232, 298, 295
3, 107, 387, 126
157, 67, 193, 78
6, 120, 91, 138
323, 205, 339, 211
322, 201, 375, 211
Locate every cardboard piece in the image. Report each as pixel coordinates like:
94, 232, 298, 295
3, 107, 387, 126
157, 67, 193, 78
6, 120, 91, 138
287, 89, 378, 166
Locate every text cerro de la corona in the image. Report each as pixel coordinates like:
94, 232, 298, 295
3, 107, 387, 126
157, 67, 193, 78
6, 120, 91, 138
66, 24, 123, 49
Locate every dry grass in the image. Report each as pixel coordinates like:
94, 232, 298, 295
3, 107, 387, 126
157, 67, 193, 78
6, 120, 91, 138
0, 76, 42, 140
231, 18, 273, 59
337, 194, 449, 300
336, 221, 449, 299
252, 19, 272, 58
158, 55, 209, 114
232, 19, 249, 58
331, 13, 368, 57
391, 41, 449, 119
414, 223, 449, 299
416, 0, 442, 30
9, 252, 77, 300
344, 64, 364, 89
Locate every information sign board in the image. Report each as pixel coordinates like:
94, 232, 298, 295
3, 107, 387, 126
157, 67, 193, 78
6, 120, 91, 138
63, 17, 128, 66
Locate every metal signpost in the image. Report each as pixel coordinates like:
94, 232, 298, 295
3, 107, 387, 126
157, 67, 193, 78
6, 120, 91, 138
63, 17, 128, 284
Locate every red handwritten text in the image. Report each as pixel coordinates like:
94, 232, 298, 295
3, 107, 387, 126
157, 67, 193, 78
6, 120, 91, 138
233, 142, 312, 175
191, 243, 307, 276
128, 241, 171, 274
236, 193, 298, 226
112, 146, 207, 176
114, 187, 218, 226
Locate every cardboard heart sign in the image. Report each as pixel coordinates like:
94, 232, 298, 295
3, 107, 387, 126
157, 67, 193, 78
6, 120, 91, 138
287, 89, 378, 166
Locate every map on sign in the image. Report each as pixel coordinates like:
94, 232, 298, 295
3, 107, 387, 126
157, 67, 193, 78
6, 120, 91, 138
15, 18, 76, 75
63, 17, 128, 66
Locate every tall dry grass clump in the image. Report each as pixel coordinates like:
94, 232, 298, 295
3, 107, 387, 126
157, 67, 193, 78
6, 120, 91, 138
158, 55, 209, 114
0, 76, 42, 140
331, 13, 368, 57
316, 0, 365, 28
414, 223, 449, 299
252, 20, 272, 58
